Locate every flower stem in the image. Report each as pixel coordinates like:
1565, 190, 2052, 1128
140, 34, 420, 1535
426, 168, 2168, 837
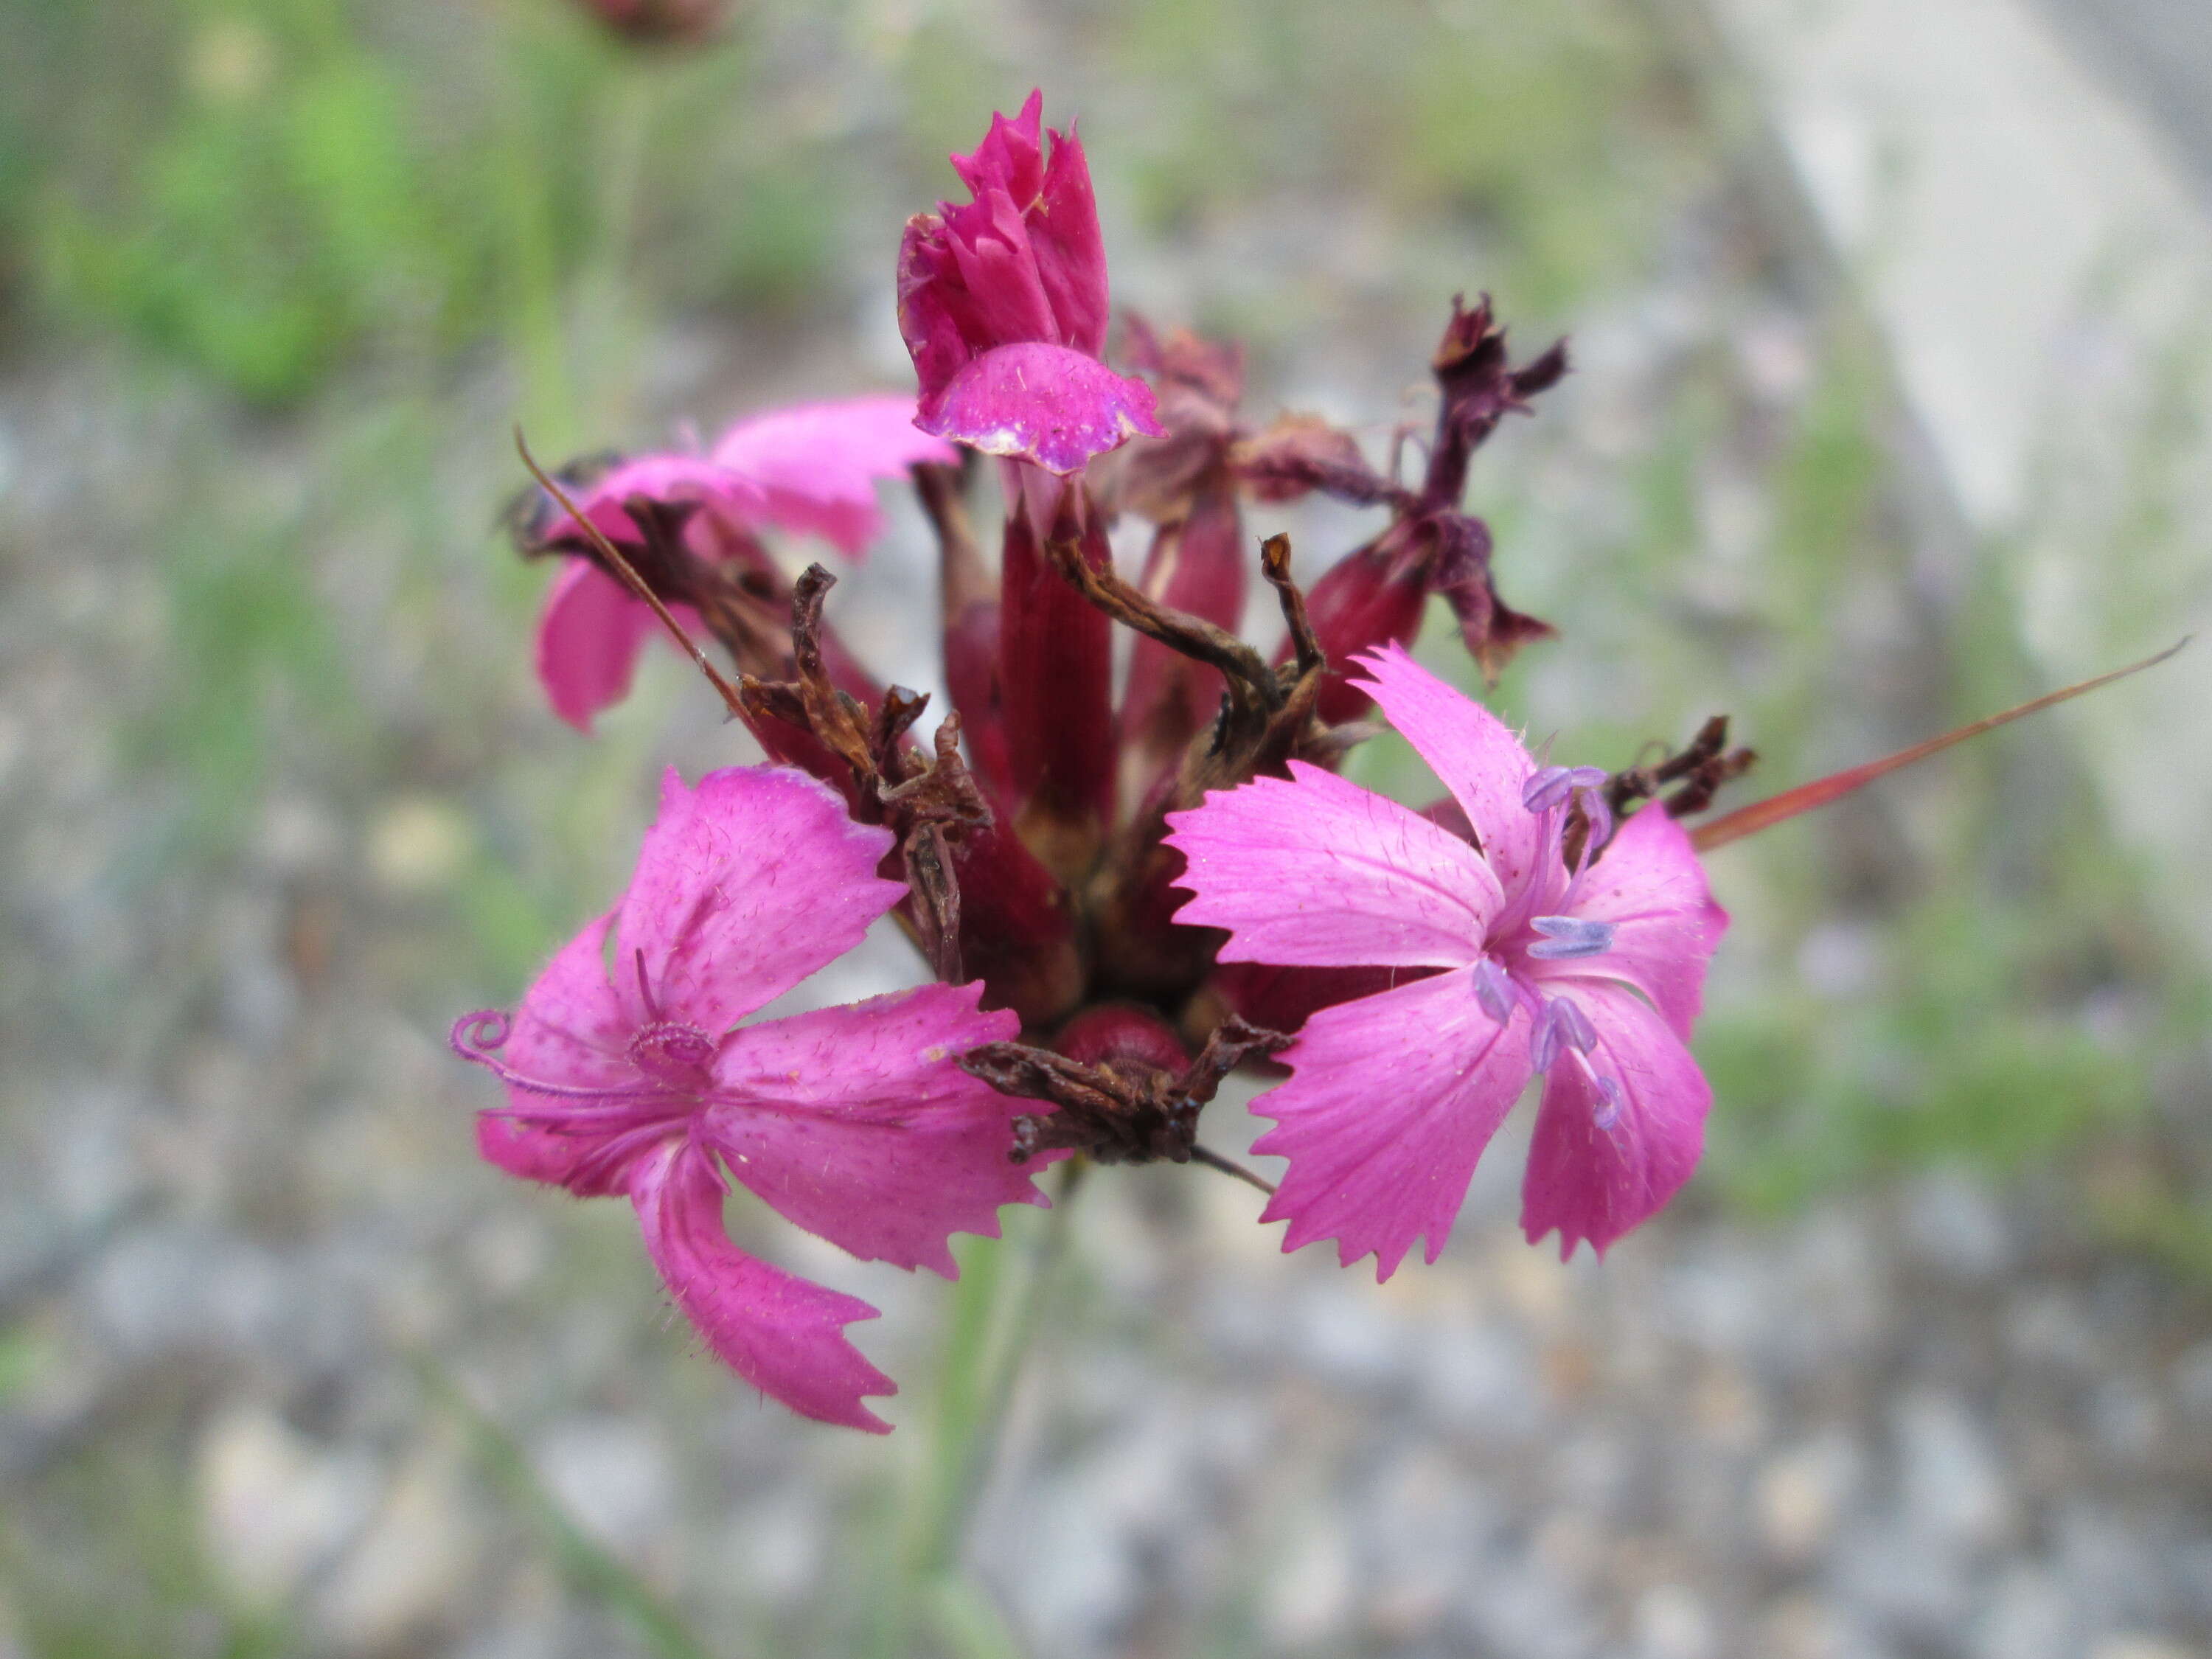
875, 1158, 1085, 1655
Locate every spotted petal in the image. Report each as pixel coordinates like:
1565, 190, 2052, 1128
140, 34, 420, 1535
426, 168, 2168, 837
614, 768, 902, 1033
1166, 762, 1502, 970
1252, 967, 1535, 1280
627, 1142, 895, 1432
704, 984, 1036, 1276
1519, 978, 1709, 1259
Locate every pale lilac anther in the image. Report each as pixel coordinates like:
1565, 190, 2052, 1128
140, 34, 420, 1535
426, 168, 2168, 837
1591, 1074, 1624, 1131
1578, 794, 1615, 860
1551, 995, 1598, 1054
1472, 957, 1515, 1023
1522, 765, 1606, 814
1530, 995, 1598, 1074
1169, 642, 1729, 1267
1527, 914, 1617, 961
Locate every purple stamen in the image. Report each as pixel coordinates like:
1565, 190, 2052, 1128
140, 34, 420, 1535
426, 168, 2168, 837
1576, 796, 1614, 862
1527, 914, 1616, 961
449, 1009, 695, 1107
1529, 1006, 1559, 1072
1552, 996, 1598, 1054
1530, 993, 1599, 1074
1522, 765, 1606, 814
1472, 958, 1515, 1023
1592, 1074, 1624, 1131
629, 1020, 718, 1089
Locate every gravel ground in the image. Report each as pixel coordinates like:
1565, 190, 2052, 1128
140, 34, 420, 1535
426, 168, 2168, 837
2, 8, 2209, 1657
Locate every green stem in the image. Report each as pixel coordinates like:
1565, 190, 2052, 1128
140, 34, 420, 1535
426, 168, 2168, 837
945, 1160, 1085, 1557
419, 1357, 717, 1659
493, 0, 575, 449
873, 1159, 1085, 1657
589, 62, 655, 295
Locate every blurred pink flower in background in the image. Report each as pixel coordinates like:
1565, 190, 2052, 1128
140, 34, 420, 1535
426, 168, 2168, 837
529, 396, 953, 731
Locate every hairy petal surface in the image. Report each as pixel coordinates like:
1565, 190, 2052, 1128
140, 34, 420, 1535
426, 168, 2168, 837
919, 342, 1161, 476
705, 984, 1035, 1275
1349, 646, 1548, 900
712, 395, 956, 557
1531, 805, 1728, 1039
1520, 979, 1710, 1260
1167, 762, 1503, 969
627, 1141, 895, 1432
616, 768, 901, 1032
1253, 967, 1534, 1279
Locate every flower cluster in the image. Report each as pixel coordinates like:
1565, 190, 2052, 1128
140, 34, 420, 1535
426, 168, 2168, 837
459, 91, 2139, 1429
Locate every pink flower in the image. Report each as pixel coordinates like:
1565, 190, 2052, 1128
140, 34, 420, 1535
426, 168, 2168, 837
532, 397, 955, 731
897, 91, 1162, 476
452, 765, 1043, 1431
1164, 645, 1728, 1271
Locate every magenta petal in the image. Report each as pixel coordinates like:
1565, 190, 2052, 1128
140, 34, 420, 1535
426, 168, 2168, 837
615, 768, 902, 1032
703, 984, 1034, 1276
535, 563, 658, 733
1166, 762, 1503, 970
1349, 645, 1549, 902
476, 913, 639, 1192
942, 189, 1063, 349
1251, 967, 1535, 1280
1026, 119, 1109, 360
534, 562, 709, 732
711, 395, 957, 559
1533, 805, 1729, 1039
940, 91, 1108, 361
628, 1142, 894, 1432
918, 343, 1162, 476
1519, 979, 1710, 1260
949, 89, 1046, 204
897, 215, 984, 411
540, 453, 765, 551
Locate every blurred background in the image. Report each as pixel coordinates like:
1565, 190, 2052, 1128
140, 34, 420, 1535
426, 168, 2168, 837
2, 0, 2210, 1655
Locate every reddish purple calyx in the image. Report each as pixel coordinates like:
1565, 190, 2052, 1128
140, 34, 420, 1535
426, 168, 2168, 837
527, 396, 953, 733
